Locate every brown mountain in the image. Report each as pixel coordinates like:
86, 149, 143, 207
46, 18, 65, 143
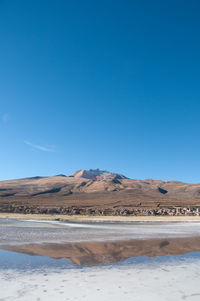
0, 169, 200, 210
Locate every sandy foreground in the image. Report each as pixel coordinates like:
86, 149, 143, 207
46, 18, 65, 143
1, 212, 200, 222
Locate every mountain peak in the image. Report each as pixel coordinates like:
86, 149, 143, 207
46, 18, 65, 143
69, 169, 128, 181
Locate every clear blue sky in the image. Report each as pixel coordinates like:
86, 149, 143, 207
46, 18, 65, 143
1, 0, 200, 182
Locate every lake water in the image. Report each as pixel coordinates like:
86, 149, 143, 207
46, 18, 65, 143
1, 218, 200, 300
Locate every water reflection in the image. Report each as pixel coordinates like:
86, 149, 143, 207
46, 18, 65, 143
0, 249, 74, 271
1, 235, 200, 267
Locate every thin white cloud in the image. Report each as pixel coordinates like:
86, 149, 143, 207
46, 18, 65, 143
24, 140, 55, 152
2, 113, 9, 122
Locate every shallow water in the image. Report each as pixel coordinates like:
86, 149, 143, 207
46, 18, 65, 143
0, 249, 75, 271
1, 218, 200, 300
1, 249, 200, 301
0, 247, 200, 271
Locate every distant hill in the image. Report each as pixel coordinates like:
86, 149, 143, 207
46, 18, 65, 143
0, 169, 200, 209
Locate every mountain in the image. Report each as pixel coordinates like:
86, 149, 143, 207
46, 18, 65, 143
69, 169, 128, 181
0, 169, 200, 211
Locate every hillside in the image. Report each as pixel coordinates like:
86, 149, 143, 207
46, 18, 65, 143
0, 169, 200, 213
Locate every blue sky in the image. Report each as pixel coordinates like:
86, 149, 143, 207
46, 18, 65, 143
1, 0, 200, 182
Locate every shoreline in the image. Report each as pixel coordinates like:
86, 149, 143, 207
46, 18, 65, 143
1, 212, 200, 222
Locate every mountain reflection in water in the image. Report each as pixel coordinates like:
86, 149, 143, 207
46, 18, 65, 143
1, 236, 200, 267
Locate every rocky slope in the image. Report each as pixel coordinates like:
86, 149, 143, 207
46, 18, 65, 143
69, 169, 128, 181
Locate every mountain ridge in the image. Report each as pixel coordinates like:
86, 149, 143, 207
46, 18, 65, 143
0, 169, 200, 211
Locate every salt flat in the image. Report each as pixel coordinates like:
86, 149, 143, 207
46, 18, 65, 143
1, 251, 200, 301
1, 218, 200, 245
